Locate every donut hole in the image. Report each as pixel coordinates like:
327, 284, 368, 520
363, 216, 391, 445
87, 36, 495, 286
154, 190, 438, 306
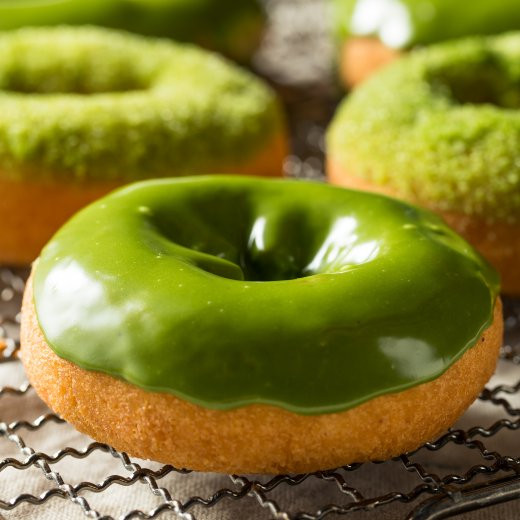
427, 57, 520, 109
152, 199, 380, 282
0, 33, 154, 94
0, 61, 150, 95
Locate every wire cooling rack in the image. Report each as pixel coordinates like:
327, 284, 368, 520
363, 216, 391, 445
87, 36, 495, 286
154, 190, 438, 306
1, 276, 520, 520
1, 1, 520, 518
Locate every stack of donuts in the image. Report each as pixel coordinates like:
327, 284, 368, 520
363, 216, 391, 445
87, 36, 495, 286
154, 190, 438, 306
8, 0, 516, 474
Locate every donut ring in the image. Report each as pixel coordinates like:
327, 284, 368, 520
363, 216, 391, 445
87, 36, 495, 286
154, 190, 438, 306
21, 177, 501, 473
0, 27, 286, 264
327, 33, 520, 293
22, 284, 502, 474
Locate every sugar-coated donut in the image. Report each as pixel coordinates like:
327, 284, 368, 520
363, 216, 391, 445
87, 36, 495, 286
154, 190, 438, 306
333, 0, 520, 86
21, 177, 502, 473
0, 27, 287, 265
327, 33, 520, 294
0, 0, 265, 63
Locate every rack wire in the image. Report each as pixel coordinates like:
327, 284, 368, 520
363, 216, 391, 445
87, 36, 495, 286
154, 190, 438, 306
1, 0, 520, 518
1, 275, 520, 520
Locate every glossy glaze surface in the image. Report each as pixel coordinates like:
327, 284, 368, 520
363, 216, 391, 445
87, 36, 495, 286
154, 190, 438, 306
0, 27, 283, 182
34, 177, 499, 414
0, 0, 264, 61
334, 0, 520, 49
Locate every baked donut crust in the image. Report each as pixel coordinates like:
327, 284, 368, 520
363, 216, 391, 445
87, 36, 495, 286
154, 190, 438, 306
21, 271, 502, 474
0, 131, 287, 266
328, 161, 520, 295
340, 37, 400, 87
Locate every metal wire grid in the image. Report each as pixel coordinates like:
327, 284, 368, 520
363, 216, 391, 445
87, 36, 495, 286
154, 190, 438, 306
1, 272, 520, 520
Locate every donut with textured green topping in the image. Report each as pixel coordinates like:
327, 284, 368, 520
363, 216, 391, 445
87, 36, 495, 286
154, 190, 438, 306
327, 33, 520, 294
21, 176, 502, 473
0, 27, 287, 265
333, 0, 520, 86
0, 0, 265, 63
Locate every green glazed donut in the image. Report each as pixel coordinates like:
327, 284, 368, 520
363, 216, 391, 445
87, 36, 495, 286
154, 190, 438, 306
0, 26, 284, 181
0, 0, 265, 62
31, 176, 498, 414
333, 0, 520, 50
328, 33, 520, 220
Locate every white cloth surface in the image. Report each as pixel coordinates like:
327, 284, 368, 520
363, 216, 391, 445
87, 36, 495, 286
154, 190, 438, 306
0, 360, 519, 520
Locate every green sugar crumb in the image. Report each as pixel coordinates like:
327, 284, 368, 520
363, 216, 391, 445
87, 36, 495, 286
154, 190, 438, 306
327, 32, 520, 221
0, 27, 283, 182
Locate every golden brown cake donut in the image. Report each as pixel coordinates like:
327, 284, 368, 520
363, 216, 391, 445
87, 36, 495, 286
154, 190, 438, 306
21, 276, 502, 474
0, 133, 286, 266
20, 177, 503, 474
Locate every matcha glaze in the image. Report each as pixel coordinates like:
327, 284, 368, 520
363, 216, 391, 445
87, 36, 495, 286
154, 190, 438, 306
34, 177, 499, 414
334, 0, 520, 49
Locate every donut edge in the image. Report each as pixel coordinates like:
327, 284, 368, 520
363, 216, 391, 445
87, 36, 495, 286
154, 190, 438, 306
21, 269, 502, 474
327, 160, 520, 295
0, 129, 287, 266
339, 37, 401, 87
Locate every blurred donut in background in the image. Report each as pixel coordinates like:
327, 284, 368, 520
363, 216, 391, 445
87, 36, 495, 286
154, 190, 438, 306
332, 0, 520, 86
0, 0, 265, 63
0, 26, 287, 265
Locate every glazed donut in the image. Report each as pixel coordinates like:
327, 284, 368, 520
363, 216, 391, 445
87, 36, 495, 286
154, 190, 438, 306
21, 176, 502, 474
0, 27, 287, 265
333, 0, 520, 86
0, 0, 265, 62
327, 33, 520, 294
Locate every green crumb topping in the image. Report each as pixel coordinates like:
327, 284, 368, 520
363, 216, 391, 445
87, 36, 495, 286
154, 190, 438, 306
327, 33, 520, 221
0, 27, 283, 182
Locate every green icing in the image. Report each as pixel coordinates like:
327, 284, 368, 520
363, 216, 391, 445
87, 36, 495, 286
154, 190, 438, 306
327, 33, 520, 220
33, 176, 499, 415
0, 0, 264, 61
0, 27, 283, 182
333, 0, 520, 49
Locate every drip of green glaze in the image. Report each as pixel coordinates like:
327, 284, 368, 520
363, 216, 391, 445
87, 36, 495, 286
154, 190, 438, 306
33, 177, 499, 415
333, 0, 520, 49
